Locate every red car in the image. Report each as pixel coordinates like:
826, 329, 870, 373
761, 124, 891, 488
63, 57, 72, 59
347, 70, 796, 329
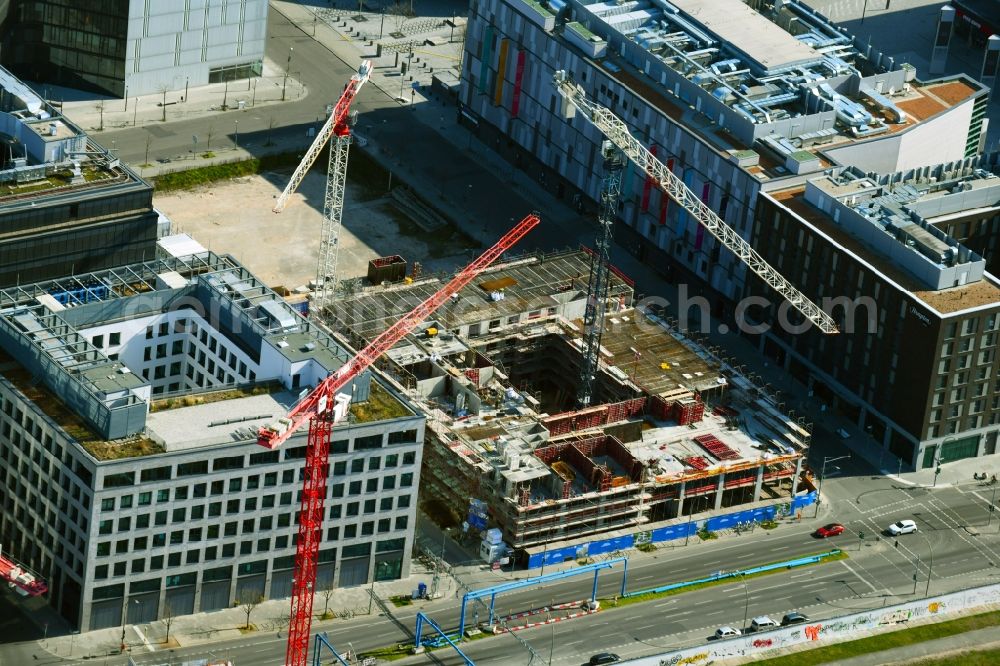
814, 523, 845, 538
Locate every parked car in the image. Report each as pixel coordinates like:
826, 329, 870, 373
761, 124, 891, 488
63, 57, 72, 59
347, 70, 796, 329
714, 626, 742, 639
781, 612, 810, 626
814, 523, 845, 538
749, 616, 779, 632
589, 654, 621, 665
887, 519, 918, 536
836, 428, 851, 439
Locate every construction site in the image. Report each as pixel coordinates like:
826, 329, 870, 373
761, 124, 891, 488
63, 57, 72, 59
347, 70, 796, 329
323, 248, 811, 557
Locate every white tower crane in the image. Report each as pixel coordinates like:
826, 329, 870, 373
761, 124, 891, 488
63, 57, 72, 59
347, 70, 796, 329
274, 60, 372, 307
552, 71, 839, 335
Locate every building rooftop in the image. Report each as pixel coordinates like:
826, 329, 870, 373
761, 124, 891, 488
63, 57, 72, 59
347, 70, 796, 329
0, 243, 417, 457
562, 0, 987, 179
0, 65, 147, 210
770, 154, 1000, 315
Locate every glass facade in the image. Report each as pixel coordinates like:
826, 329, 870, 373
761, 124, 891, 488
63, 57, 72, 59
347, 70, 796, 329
2, 0, 129, 96
208, 61, 264, 84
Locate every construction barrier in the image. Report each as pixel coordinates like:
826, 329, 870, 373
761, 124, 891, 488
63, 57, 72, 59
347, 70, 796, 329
524, 492, 816, 569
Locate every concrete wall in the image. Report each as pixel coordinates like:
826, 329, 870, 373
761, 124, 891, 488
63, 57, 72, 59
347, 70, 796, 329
620, 582, 1000, 665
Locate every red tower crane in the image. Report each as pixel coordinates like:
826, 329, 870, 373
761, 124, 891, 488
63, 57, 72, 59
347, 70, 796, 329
258, 213, 540, 666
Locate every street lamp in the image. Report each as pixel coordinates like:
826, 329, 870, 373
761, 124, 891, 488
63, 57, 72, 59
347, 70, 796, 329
120, 598, 138, 653
814, 455, 850, 518
738, 571, 750, 634
282, 47, 294, 101
234, 119, 239, 148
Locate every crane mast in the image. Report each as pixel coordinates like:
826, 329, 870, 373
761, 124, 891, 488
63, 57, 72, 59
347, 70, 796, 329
273, 61, 373, 308
258, 214, 540, 666
552, 71, 839, 335
578, 142, 624, 407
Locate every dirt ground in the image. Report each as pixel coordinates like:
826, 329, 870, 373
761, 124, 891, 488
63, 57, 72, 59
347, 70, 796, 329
153, 170, 477, 290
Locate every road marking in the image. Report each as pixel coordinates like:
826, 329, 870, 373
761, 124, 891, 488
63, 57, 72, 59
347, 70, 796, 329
706, 610, 725, 616
654, 599, 677, 608
840, 559, 878, 593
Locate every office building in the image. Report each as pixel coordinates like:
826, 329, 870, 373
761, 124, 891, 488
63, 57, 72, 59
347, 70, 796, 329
0, 242, 423, 630
749, 153, 1000, 470
459, 0, 989, 304
0, 0, 267, 97
0, 64, 159, 287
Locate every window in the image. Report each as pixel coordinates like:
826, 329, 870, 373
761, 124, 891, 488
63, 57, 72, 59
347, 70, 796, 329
115, 539, 128, 554
385, 454, 399, 468
378, 518, 391, 533
383, 476, 396, 491
222, 544, 236, 558
209, 502, 222, 517
346, 502, 359, 517
229, 478, 242, 492
403, 452, 416, 465
193, 483, 207, 498
380, 497, 393, 511
368, 457, 381, 471
101, 498, 115, 512
355, 434, 383, 450
191, 505, 205, 520
351, 459, 365, 474
364, 499, 376, 514
94, 564, 108, 580
207, 525, 220, 539
155, 511, 168, 526
119, 495, 133, 509
96, 542, 111, 557
395, 516, 409, 531
344, 524, 357, 538
118, 517, 131, 532
213, 456, 244, 471
280, 492, 293, 506
388, 429, 417, 445
333, 462, 347, 476
153, 533, 166, 547
178, 461, 208, 477
211, 481, 224, 495
224, 522, 238, 537
264, 472, 278, 487
110, 332, 121, 346
134, 536, 148, 550
331, 484, 344, 498
361, 522, 374, 536
276, 536, 289, 549
247, 475, 259, 490
260, 516, 273, 530
242, 519, 255, 534
401, 473, 414, 487
137, 514, 150, 528
99, 520, 113, 535
366, 479, 378, 493
278, 514, 291, 528
282, 470, 294, 484
245, 497, 257, 511
227, 500, 240, 514
263, 495, 275, 509
156, 489, 170, 502
349, 481, 362, 495
172, 508, 186, 523
168, 553, 182, 567
114, 562, 127, 577
205, 547, 217, 562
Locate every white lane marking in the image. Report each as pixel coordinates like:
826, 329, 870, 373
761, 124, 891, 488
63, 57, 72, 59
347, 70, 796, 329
840, 559, 878, 592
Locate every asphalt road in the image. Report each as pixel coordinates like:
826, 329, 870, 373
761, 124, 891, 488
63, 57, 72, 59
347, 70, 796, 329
101, 7, 393, 167
21, 483, 998, 666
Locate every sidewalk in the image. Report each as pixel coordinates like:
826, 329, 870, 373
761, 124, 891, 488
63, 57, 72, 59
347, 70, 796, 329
824, 624, 1000, 666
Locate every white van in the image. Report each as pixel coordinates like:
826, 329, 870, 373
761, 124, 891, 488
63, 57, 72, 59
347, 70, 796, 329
750, 616, 779, 632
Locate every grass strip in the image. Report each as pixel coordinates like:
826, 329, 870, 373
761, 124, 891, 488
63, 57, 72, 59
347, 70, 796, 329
607, 550, 848, 609
151, 152, 301, 192
753, 609, 1000, 666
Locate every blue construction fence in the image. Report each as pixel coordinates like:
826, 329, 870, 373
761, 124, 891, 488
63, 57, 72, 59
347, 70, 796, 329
525, 492, 816, 569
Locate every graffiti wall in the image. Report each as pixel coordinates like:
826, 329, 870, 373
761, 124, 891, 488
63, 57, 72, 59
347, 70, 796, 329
620, 583, 1000, 665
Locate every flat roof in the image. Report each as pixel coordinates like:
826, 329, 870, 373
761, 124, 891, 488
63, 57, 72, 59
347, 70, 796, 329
669, 0, 819, 72
772, 187, 1000, 315
146, 391, 300, 451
